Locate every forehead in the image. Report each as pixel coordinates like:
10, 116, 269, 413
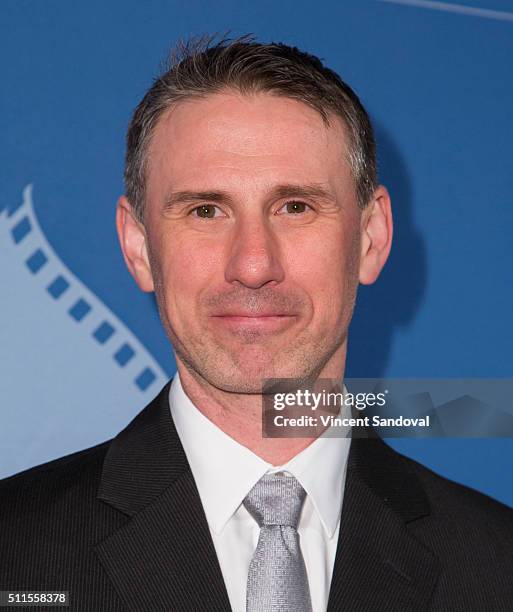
146, 90, 352, 196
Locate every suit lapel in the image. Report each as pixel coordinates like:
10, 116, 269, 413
327, 435, 441, 611
94, 383, 440, 611
93, 382, 231, 611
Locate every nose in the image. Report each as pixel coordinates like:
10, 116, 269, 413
224, 214, 285, 289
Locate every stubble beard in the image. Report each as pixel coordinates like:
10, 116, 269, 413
152, 283, 358, 397
148, 237, 361, 396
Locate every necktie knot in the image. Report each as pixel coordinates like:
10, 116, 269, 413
243, 472, 306, 528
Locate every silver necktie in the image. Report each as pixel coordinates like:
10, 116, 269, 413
243, 473, 313, 612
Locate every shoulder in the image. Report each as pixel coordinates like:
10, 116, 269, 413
0, 441, 111, 522
389, 445, 513, 565
407, 451, 513, 526
0, 439, 129, 586
0, 382, 173, 528
394, 450, 513, 604
353, 435, 513, 526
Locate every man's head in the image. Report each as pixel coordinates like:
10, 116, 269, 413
124, 35, 378, 223
117, 36, 392, 393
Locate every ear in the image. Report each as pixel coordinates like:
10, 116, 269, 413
358, 185, 393, 285
115, 196, 155, 292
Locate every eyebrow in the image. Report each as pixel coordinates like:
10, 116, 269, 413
163, 183, 336, 210
164, 190, 233, 210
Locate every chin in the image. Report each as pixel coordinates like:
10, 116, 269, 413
202, 354, 321, 395
173, 329, 336, 393
212, 363, 281, 394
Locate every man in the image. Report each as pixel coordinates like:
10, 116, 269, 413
1, 36, 512, 611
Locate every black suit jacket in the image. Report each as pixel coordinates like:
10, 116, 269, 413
1, 381, 513, 611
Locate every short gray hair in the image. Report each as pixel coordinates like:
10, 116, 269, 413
124, 34, 377, 222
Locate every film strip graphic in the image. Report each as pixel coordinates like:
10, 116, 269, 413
1, 184, 167, 393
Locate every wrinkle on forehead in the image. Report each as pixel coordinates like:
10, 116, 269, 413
145, 90, 354, 208
152, 90, 346, 158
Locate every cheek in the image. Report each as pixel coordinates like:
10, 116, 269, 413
284, 229, 357, 305
157, 234, 224, 306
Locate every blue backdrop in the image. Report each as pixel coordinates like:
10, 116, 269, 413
1, 0, 512, 505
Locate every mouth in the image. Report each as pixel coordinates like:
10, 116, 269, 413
210, 313, 297, 333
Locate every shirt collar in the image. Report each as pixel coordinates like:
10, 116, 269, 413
169, 372, 351, 538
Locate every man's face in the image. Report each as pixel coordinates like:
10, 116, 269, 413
135, 91, 368, 392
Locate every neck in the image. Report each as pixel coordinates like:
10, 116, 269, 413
175, 348, 347, 466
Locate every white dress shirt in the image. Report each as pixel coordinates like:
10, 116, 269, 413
169, 372, 351, 612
